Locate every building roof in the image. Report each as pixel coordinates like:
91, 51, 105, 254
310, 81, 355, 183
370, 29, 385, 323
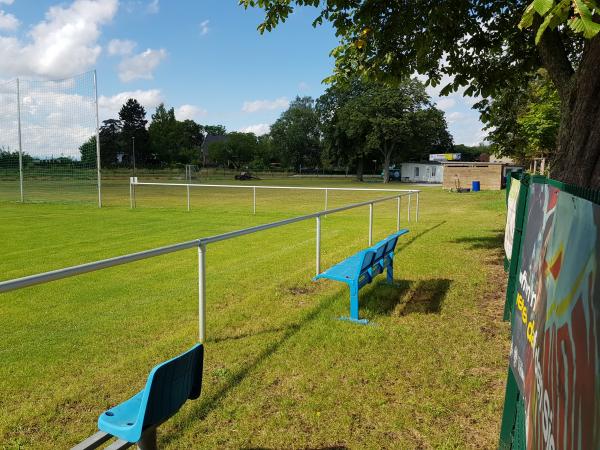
441, 161, 506, 166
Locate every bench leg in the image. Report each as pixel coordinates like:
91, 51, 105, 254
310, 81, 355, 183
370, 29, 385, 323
339, 283, 368, 324
386, 261, 394, 284
136, 427, 157, 450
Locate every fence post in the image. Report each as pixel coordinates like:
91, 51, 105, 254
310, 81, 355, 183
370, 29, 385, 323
325, 188, 328, 211
16, 78, 24, 203
129, 178, 133, 209
416, 191, 419, 222
397, 196, 401, 231
186, 184, 190, 212
316, 216, 321, 276
369, 203, 373, 246
253, 186, 256, 214
198, 242, 206, 343
93, 70, 102, 208
407, 194, 411, 222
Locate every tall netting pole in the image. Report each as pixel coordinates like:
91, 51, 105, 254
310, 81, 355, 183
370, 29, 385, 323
0, 79, 20, 202
17, 78, 24, 202
93, 70, 102, 208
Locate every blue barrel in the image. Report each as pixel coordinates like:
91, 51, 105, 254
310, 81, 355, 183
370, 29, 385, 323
472, 180, 481, 192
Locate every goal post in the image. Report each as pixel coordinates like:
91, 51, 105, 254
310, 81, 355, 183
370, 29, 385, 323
0, 70, 102, 206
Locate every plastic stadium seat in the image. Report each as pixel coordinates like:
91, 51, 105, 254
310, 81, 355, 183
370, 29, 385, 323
98, 344, 203, 444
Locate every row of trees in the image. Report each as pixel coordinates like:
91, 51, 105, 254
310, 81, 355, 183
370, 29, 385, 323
81, 77, 452, 182
208, 78, 453, 182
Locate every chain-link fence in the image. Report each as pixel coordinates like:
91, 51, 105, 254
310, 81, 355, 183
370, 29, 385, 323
0, 71, 100, 205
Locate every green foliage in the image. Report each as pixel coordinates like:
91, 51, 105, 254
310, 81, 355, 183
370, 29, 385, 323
485, 71, 560, 161
270, 96, 322, 170
119, 99, 150, 165
520, 0, 600, 41
79, 136, 97, 166
317, 78, 451, 182
203, 124, 227, 136
99, 119, 123, 168
208, 132, 259, 168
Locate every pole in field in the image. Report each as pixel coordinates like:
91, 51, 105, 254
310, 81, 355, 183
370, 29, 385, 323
93, 70, 102, 208
368, 203, 373, 246
16, 78, 24, 203
132, 136, 136, 176
407, 194, 411, 222
187, 184, 190, 211
316, 216, 321, 276
416, 192, 420, 222
253, 186, 256, 214
397, 196, 401, 231
198, 243, 206, 343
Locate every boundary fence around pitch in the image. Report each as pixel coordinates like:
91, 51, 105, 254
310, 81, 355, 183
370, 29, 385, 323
0, 187, 420, 344
129, 178, 421, 221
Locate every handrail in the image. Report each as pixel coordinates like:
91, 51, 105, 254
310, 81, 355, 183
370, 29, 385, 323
1, 190, 420, 342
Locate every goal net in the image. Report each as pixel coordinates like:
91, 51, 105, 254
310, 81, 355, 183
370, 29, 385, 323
0, 71, 100, 204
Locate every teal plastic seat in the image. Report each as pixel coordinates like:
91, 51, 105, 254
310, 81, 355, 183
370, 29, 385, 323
314, 230, 408, 323
98, 344, 203, 443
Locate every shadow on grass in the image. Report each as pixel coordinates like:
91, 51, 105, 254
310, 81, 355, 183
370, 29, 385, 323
206, 326, 290, 344
395, 221, 447, 253
398, 278, 452, 315
453, 233, 504, 250
161, 293, 339, 446
361, 279, 413, 316
244, 447, 348, 450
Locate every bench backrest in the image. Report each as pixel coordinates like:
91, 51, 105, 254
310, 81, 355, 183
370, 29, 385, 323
359, 250, 376, 274
140, 343, 204, 430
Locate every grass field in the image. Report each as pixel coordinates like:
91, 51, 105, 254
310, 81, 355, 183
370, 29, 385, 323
0, 178, 510, 449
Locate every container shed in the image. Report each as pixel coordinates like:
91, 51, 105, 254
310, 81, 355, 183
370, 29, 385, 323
442, 162, 506, 190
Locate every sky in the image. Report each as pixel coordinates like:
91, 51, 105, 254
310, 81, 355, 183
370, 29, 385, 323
0, 0, 487, 155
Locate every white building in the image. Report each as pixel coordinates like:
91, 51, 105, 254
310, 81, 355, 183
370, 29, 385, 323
394, 162, 443, 183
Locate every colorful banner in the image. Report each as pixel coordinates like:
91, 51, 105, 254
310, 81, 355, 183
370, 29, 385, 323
504, 178, 521, 261
509, 181, 600, 449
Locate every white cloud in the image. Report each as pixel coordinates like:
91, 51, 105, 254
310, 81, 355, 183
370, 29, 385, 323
98, 89, 164, 120
0, 10, 19, 31
0, 0, 15, 5
107, 38, 136, 56
200, 20, 209, 36
242, 97, 289, 113
436, 97, 456, 112
239, 123, 270, 136
0, 0, 118, 79
146, 0, 159, 14
118, 48, 167, 82
175, 104, 207, 121
298, 81, 310, 91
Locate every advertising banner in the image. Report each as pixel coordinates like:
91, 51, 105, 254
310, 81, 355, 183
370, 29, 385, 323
509, 181, 600, 449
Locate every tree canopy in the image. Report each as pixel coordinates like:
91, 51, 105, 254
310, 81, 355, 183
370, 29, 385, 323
241, 0, 600, 187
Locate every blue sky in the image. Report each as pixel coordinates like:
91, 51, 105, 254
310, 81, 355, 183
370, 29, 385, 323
0, 0, 486, 145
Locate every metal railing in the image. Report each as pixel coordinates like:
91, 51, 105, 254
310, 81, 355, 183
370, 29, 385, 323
129, 178, 420, 221
1, 190, 420, 343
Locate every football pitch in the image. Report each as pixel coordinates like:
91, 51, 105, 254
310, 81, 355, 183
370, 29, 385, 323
0, 179, 510, 449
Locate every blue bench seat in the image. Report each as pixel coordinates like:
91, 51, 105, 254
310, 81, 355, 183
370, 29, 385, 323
97, 343, 204, 447
314, 230, 408, 323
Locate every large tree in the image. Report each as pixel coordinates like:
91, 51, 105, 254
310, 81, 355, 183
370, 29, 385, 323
270, 96, 322, 171
207, 132, 258, 168
119, 98, 150, 166
98, 119, 122, 167
241, 0, 600, 187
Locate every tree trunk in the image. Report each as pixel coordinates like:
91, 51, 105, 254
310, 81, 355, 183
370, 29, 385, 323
550, 36, 600, 188
356, 154, 364, 181
381, 146, 393, 183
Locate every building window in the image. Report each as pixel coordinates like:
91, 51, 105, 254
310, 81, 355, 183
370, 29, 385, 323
414, 167, 420, 177
432, 167, 436, 177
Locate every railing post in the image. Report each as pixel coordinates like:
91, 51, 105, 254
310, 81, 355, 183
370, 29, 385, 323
316, 216, 321, 276
129, 178, 133, 209
397, 196, 401, 231
325, 188, 328, 211
186, 184, 190, 212
416, 191, 419, 222
198, 242, 206, 343
368, 203, 373, 246
253, 186, 256, 215
407, 194, 411, 222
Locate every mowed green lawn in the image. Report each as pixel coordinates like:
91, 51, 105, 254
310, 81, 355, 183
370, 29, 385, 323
0, 178, 510, 449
